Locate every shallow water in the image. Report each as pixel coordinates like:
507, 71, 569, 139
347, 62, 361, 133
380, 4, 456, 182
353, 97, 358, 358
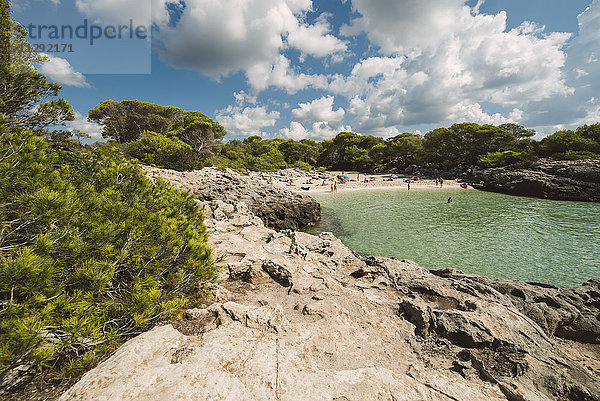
308, 188, 600, 288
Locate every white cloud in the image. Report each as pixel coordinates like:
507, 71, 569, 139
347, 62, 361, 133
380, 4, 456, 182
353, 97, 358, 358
282, 95, 348, 140
446, 103, 523, 126
152, 0, 339, 92
287, 13, 348, 59
38, 54, 90, 87
67, 112, 104, 139
216, 105, 280, 137
279, 120, 352, 141
233, 91, 257, 105
291, 95, 345, 123
245, 55, 328, 94
341, 0, 471, 53
70, 0, 599, 138
329, 0, 574, 134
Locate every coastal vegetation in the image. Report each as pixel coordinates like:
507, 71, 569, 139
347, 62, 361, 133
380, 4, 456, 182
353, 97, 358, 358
209, 122, 599, 174
81, 97, 600, 175
0, 0, 217, 385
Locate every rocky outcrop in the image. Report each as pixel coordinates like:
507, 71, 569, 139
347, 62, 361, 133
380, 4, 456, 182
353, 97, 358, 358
60, 198, 600, 401
466, 159, 600, 202
143, 166, 321, 230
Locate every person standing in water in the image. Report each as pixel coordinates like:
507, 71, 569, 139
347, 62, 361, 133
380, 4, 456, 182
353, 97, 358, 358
407, 180, 411, 191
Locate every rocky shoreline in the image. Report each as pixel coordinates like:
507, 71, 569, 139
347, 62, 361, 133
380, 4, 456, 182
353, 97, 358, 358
55, 167, 600, 401
464, 158, 600, 202
144, 167, 321, 230
403, 158, 600, 202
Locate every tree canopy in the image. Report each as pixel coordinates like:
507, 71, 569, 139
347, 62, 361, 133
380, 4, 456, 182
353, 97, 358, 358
88, 100, 226, 156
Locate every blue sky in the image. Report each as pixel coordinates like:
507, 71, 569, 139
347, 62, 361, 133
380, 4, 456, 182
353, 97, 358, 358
14, 0, 600, 141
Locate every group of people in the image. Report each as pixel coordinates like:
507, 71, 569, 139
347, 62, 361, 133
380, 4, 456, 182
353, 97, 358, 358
435, 177, 444, 187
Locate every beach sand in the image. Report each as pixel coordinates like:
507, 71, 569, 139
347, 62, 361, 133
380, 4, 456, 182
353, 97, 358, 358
251, 170, 472, 194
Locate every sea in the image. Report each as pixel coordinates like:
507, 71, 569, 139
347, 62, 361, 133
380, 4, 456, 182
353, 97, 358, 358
307, 188, 600, 288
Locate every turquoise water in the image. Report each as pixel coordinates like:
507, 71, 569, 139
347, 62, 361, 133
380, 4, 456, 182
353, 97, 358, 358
308, 189, 600, 288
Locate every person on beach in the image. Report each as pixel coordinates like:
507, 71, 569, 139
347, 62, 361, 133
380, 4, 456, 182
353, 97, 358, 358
331, 183, 334, 192
407, 181, 411, 191
439, 178, 444, 188
334, 182, 338, 192
435, 178, 439, 187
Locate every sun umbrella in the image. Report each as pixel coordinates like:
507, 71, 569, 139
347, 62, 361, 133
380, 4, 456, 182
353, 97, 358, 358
342, 175, 350, 179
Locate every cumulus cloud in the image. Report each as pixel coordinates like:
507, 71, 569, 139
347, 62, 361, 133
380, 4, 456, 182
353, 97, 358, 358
152, 0, 342, 92
245, 55, 328, 93
331, 0, 574, 134
216, 105, 280, 137
291, 95, 345, 123
342, 0, 470, 53
38, 54, 90, 87
67, 112, 104, 139
280, 120, 352, 141
71, 0, 598, 137
234, 91, 257, 105
282, 95, 349, 140
287, 13, 348, 59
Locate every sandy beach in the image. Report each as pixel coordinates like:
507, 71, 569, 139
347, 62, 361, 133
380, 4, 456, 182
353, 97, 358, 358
250, 169, 472, 194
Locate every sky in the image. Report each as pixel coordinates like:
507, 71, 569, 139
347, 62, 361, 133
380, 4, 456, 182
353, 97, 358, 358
13, 0, 600, 142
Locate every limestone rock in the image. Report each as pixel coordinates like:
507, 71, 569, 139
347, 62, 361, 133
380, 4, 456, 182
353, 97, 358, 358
144, 166, 321, 230
466, 158, 600, 202
60, 173, 600, 401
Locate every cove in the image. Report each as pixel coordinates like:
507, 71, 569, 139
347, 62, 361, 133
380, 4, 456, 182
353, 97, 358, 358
308, 188, 600, 288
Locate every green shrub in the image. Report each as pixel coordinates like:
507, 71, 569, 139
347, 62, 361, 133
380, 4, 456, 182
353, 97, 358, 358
293, 160, 313, 171
550, 150, 600, 160
124, 131, 203, 171
479, 150, 538, 168
249, 149, 288, 172
0, 127, 217, 379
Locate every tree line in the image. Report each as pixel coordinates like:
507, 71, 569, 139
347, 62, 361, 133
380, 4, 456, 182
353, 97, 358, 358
212, 123, 600, 174
76, 100, 600, 174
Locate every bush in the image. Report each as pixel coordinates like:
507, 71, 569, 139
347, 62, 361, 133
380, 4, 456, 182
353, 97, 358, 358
0, 127, 217, 379
550, 150, 600, 160
124, 131, 203, 171
479, 150, 538, 168
293, 160, 313, 171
